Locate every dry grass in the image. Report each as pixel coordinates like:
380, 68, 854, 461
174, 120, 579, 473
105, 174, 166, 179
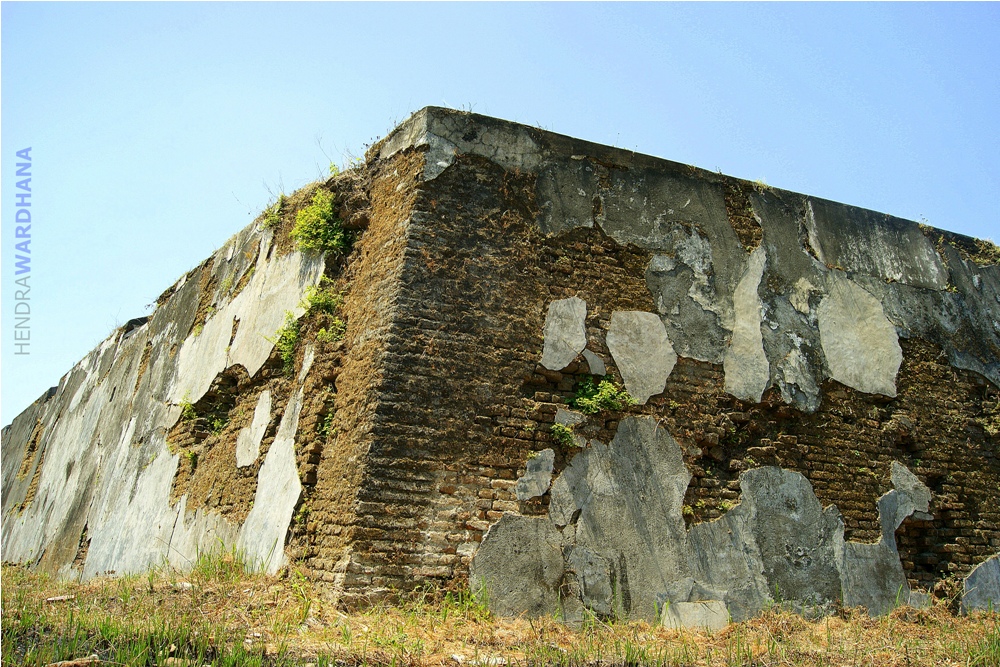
2, 558, 997, 667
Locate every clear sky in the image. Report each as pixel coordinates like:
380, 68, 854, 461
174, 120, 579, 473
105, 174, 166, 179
2, 2, 998, 424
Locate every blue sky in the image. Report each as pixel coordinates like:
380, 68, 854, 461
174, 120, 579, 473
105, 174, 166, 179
3, 2, 998, 424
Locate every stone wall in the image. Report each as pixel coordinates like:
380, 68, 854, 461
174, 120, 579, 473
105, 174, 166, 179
2, 107, 998, 623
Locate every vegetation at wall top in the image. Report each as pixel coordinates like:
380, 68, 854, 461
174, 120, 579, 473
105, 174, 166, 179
290, 189, 350, 256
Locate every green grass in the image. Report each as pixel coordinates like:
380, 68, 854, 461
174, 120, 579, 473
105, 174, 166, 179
4, 562, 997, 667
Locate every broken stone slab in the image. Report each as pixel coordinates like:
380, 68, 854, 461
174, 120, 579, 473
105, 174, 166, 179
606, 311, 677, 404
554, 408, 586, 427
660, 600, 730, 632
551, 416, 692, 620
961, 554, 1000, 614
470, 514, 564, 617
817, 275, 902, 397
890, 461, 931, 515
724, 246, 770, 403
235, 390, 271, 468
540, 297, 587, 371
565, 545, 614, 616
236, 387, 304, 574
514, 449, 555, 501
582, 349, 606, 376
839, 540, 911, 617
839, 462, 931, 616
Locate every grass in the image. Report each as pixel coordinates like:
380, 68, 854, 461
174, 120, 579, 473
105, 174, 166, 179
4, 562, 996, 667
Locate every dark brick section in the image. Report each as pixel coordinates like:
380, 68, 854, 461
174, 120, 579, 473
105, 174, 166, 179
308, 149, 1000, 604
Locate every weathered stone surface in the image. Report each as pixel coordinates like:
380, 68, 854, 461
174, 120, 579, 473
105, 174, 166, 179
565, 546, 614, 616
687, 467, 843, 622
802, 198, 949, 291
554, 408, 586, 427
480, 415, 945, 626
606, 311, 676, 404
236, 390, 271, 468
514, 449, 555, 501
724, 246, 770, 402
838, 463, 932, 616
961, 554, 1000, 613
237, 388, 304, 574
817, 276, 902, 397
470, 514, 564, 617
582, 349, 606, 376
550, 417, 692, 619
540, 297, 587, 371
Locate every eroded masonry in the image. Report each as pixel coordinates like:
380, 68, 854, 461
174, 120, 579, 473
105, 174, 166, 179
3, 108, 999, 627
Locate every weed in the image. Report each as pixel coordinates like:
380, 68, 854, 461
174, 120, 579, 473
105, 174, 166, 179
568, 376, 637, 414
209, 416, 228, 435
974, 238, 1000, 265
219, 275, 233, 293
550, 423, 577, 447
301, 277, 343, 315
720, 500, 736, 512
263, 194, 286, 229
267, 311, 300, 376
682, 504, 694, 517
192, 323, 204, 338
317, 318, 347, 343
179, 394, 197, 421
290, 189, 350, 255
181, 449, 198, 471
294, 503, 311, 527
318, 411, 335, 438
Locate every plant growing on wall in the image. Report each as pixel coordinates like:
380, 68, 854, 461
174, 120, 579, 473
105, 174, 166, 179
301, 277, 344, 314
290, 189, 349, 255
263, 194, 286, 229
569, 376, 637, 414
550, 423, 578, 447
267, 311, 300, 376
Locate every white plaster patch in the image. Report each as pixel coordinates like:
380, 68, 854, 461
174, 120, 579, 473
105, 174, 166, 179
724, 246, 770, 402
540, 297, 587, 371
298, 344, 316, 383
606, 311, 676, 404
228, 251, 325, 379
236, 390, 272, 468
817, 277, 902, 397
237, 387, 304, 574
790, 278, 818, 315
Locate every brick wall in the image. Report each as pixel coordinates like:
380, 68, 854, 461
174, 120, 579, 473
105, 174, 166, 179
316, 150, 998, 602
